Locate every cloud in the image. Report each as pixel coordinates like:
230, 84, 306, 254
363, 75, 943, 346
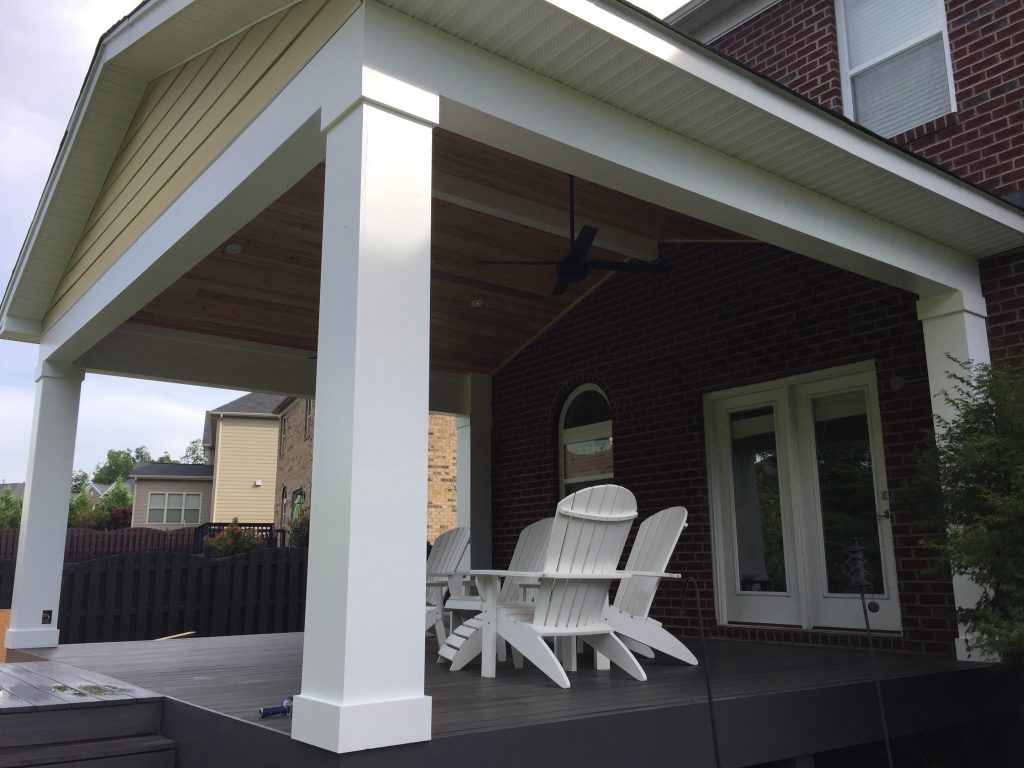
0, 385, 34, 482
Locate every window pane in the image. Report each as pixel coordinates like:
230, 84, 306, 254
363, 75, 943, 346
564, 390, 611, 428
730, 408, 787, 592
165, 507, 183, 524
167, 493, 183, 507
147, 508, 164, 524
183, 507, 200, 524
149, 493, 166, 507
184, 494, 201, 510
564, 438, 613, 480
813, 392, 884, 595
844, 0, 945, 69
853, 35, 951, 137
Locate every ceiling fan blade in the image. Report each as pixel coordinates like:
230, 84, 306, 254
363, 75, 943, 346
567, 225, 599, 262
587, 260, 673, 273
476, 260, 562, 265
552, 274, 573, 296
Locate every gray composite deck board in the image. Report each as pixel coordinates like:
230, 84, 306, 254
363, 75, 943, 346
24, 632, 980, 739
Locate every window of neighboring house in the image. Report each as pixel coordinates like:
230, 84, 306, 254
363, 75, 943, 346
304, 398, 315, 440
836, 0, 955, 138
559, 385, 614, 498
147, 492, 202, 525
280, 486, 288, 521
278, 415, 287, 458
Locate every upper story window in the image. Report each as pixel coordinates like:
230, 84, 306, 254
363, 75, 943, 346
304, 398, 315, 440
559, 385, 614, 497
836, 0, 955, 138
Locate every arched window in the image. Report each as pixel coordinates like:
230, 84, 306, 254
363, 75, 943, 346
559, 385, 614, 497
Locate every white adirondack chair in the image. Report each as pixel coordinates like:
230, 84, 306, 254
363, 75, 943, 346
596, 506, 698, 668
454, 485, 646, 689
426, 526, 471, 649
439, 516, 554, 666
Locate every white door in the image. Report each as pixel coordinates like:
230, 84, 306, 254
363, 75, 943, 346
706, 362, 902, 632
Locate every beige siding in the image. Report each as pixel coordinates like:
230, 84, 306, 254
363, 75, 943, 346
212, 416, 280, 523
132, 477, 214, 530
43, 0, 358, 329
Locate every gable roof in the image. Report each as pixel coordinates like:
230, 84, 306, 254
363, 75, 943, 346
203, 392, 286, 446
4, 0, 1024, 345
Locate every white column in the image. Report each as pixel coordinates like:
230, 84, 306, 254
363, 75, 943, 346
6, 361, 84, 650
455, 373, 492, 568
289, 76, 438, 752
917, 289, 991, 661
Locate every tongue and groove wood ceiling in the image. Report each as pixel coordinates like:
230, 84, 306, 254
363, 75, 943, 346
129, 130, 751, 374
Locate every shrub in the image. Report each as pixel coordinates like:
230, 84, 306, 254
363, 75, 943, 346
75, 504, 111, 531
204, 517, 265, 556
287, 507, 310, 548
68, 487, 93, 528
99, 477, 133, 515
0, 488, 21, 529
921, 359, 1024, 665
108, 506, 132, 530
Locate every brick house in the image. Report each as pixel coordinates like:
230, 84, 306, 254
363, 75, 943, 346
4, 0, 1024, 758
273, 397, 458, 540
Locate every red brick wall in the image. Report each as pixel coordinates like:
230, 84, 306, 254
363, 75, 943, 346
491, 244, 957, 654
712, 0, 1024, 199
982, 252, 1024, 361
715, 0, 843, 111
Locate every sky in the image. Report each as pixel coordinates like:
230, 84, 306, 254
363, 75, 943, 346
0, 0, 691, 484
0, 2, 245, 483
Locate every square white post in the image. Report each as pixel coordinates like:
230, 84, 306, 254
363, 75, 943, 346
917, 290, 991, 661
290, 76, 437, 753
455, 373, 492, 568
6, 360, 84, 650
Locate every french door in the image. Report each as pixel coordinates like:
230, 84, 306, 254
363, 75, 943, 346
705, 362, 902, 632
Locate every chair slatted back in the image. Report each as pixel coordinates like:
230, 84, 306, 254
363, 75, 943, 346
614, 506, 688, 619
533, 485, 637, 629
500, 517, 554, 603
427, 527, 471, 606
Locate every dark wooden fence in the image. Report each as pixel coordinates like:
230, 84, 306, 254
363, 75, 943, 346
0, 549, 307, 644
56, 549, 308, 644
0, 523, 284, 563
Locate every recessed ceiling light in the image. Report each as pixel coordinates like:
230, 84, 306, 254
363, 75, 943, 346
470, 298, 484, 308
225, 243, 242, 254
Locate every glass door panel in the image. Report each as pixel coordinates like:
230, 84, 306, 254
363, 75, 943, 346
730, 409, 788, 594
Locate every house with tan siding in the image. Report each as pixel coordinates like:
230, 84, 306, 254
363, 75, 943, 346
129, 463, 213, 530
204, 393, 285, 524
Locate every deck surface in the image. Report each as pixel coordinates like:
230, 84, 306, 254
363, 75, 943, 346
22, 632, 977, 739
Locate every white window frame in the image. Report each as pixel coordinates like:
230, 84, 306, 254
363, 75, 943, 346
704, 361, 902, 632
558, 384, 614, 498
835, 0, 957, 135
147, 491, 203, 525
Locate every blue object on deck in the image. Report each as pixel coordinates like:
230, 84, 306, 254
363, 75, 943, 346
259, 696, 293, 718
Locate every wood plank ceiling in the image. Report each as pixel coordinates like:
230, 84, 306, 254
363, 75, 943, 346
130, 130, 751, 374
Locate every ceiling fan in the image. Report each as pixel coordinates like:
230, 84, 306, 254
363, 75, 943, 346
478, 174, 671, 296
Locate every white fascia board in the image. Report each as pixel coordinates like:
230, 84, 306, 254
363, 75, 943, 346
550, 0, 1024, 235
667, 0, 785, 43
363, 3, 983, 300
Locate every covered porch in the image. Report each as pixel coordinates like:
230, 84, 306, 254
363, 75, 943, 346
4, 0, 1024, 758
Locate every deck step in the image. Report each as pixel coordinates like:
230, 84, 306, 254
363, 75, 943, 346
0, 734, 176, 768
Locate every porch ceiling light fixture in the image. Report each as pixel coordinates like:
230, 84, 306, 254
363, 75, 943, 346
469, 298, 484, 308
225, 243, 242, 254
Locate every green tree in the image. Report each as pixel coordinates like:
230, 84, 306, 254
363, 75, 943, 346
921, 359, 1024, 665
180, 438, 206, 464
0, 488, 22, 529
92, 446, 152, 484
99, 477, 133, 514
155, 452, 176, 464
68, 487, 94, 528
76, 504, 110, 531
70, 469, 89, 495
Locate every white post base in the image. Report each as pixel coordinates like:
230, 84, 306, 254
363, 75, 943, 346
3, 627, 60, 650
291, 694, 432, 753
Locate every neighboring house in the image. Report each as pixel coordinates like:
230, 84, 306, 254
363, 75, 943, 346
83, 479, 135, 506
274, 396, 458, 540
204, 393, 286, 525
129, 462, 214, 530
4, 0, 1024, 758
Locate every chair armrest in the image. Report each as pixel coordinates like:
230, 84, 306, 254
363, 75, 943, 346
464, 569, 639, 581
623, 570, 682, 579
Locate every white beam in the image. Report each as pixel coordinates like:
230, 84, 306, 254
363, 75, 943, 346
291, 29, 436, 751
433, 172, 658, 262
6, 361, 84, 650
362, 2, 983, 299
917, 288, 992, 662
